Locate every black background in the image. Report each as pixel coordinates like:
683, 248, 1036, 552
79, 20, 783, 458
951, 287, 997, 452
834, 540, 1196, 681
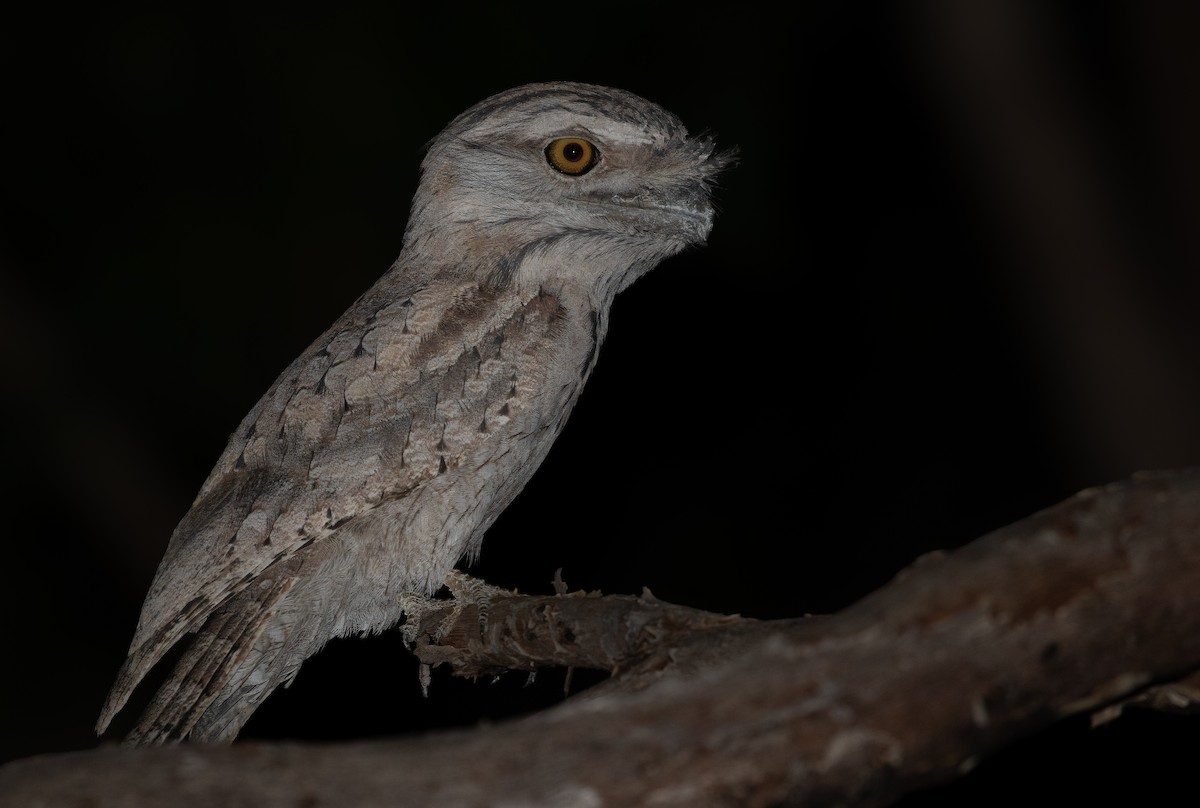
3, 2, 1200, 804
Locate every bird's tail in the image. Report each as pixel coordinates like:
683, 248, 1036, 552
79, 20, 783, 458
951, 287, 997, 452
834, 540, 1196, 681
121, 574, 296, 745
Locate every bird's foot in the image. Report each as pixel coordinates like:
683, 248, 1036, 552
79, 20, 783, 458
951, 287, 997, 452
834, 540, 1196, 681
400, 571, 515, 696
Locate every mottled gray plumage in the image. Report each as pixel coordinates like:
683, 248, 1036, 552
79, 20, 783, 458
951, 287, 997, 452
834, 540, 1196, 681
97, 82, 728, 744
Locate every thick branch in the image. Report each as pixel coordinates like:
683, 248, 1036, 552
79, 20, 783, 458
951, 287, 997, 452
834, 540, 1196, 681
6, 470, 1200, 807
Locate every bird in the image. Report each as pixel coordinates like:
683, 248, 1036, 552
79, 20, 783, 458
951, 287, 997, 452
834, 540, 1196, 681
96, 81, 730, 744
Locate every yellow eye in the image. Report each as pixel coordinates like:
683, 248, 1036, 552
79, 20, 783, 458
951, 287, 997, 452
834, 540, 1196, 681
545, 138, 599, 175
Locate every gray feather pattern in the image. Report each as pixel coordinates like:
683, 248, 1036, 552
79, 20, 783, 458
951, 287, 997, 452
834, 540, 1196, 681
97, 82, 729, 743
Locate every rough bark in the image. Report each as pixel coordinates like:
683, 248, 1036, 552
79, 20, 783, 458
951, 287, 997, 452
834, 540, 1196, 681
5, 469, 1200, 807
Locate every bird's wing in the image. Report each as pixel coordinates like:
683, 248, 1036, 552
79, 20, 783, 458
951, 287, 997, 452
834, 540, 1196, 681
98, 270, 575, 732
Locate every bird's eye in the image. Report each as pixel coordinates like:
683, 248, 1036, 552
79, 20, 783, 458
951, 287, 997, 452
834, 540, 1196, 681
545, 138, 599, 176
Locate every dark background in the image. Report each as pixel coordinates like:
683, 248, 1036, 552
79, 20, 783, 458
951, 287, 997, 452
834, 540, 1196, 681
3, 1, 1200, 803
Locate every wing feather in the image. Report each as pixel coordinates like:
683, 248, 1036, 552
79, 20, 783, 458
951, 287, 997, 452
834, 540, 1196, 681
98, 268, 579, 733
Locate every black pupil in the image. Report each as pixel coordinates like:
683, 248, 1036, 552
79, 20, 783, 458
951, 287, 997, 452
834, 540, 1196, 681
562, 142, 584, 162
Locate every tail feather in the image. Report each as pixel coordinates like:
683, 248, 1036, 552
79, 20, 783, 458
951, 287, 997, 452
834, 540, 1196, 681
115, 574, 296, 745
95, 595, 216, 736
98, 525, 406, 744
124, 608, 242, 744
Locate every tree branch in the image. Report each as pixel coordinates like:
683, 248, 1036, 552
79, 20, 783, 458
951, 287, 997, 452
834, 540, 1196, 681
399, 570, 748, 683
5, 469, 1200, 807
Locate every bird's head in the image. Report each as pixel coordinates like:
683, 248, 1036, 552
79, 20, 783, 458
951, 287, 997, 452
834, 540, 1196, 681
404, 82, 732, 298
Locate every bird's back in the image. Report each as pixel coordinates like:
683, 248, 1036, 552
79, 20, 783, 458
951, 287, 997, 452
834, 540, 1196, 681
99, 266, 598, 742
